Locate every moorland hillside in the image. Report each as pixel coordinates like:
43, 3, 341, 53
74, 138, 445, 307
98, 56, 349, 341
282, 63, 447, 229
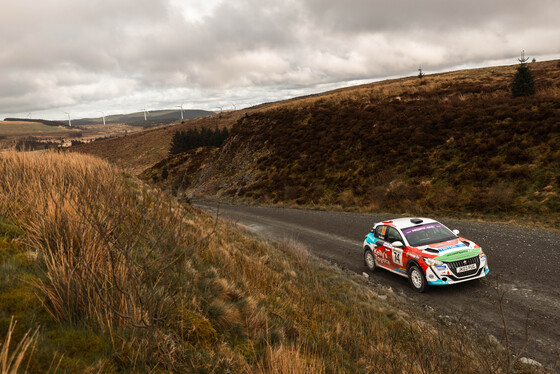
141, 60, 560, 227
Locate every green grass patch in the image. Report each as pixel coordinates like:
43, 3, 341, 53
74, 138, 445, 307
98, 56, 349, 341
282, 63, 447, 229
0, 219, 23, 239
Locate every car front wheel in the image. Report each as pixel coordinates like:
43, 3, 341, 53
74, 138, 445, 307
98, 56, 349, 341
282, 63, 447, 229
407, 264, 428, 293
364, 248, 376, 272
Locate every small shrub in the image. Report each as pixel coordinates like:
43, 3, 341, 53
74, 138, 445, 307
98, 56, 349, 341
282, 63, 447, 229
486, 183, 515, 211
45, 327, 109, 362
283, 185, 300, 200
384, 180, 420, 205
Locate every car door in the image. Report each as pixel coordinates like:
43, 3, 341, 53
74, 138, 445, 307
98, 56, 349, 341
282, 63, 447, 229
386, 227, 406, 270
373, 225, 392, 269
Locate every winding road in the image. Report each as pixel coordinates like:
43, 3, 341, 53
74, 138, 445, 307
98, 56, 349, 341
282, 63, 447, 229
195, 201, 560, 369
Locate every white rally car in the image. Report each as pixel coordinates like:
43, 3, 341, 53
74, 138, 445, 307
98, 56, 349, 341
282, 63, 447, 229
363, 217, 489, 292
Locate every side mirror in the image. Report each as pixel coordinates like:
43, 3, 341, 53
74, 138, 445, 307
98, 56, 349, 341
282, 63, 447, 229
452, 229, 460, 236
392, 241, 405, 248
374, 240, 386, 248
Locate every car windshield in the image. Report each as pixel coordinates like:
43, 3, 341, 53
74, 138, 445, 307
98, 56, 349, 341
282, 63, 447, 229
401, 223, 457, 247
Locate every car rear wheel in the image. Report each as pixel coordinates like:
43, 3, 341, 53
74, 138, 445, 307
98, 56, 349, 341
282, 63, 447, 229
407, 264, 428, 293
364, 248, 376, 272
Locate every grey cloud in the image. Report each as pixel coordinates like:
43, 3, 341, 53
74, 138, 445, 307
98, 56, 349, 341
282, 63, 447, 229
300, 0, 560, 33
1, 0, 559, 119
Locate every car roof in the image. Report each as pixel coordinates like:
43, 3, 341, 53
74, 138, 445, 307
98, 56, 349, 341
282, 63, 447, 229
377, 217, 438, 230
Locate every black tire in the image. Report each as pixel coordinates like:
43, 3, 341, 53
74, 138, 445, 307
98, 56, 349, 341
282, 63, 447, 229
407, 264, 428, 293
364, 248, 376, 272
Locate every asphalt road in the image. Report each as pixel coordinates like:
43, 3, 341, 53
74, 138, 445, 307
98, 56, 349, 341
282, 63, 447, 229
195, 201, 560, 369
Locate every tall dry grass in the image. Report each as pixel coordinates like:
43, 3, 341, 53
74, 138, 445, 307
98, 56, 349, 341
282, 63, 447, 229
0, 150, 197, 334
257, 343, 326, 373
0, 150, 270, 370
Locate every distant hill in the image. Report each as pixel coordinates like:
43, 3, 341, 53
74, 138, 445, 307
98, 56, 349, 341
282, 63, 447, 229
3, 118, 66, 127
0, 120, 81, 137
72, 109, 215, 126
71, 111, 239, 175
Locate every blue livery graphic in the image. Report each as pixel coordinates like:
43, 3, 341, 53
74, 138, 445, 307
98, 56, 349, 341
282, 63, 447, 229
365, 233, 379, 246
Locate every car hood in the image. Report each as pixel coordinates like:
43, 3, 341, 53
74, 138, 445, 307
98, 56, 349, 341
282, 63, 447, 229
418, 238, 481, 261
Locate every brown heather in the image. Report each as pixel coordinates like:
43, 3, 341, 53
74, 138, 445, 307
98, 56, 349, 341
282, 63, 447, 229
0, 151, 548, 372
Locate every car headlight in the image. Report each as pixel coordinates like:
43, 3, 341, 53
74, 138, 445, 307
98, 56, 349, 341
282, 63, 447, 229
423, 257, 443, 266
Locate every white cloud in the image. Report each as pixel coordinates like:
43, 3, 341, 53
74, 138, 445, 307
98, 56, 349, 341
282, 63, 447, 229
1, 0, 559, 120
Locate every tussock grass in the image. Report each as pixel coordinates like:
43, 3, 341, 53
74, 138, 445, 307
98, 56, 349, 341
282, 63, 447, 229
276, 238, 310, 267
0, 150, 196, 332
0, 150, 549, 372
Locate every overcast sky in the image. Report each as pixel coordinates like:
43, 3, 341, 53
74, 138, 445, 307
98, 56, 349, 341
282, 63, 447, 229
1, 0, 559, 121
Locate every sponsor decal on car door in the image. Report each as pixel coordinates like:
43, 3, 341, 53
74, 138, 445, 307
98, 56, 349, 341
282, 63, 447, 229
373, 226, 392, 268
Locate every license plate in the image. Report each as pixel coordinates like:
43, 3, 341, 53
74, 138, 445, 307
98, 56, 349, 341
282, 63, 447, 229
456, 263, 477, 273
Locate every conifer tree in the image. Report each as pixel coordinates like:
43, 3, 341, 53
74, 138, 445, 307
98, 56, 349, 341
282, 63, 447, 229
511, 51, 535, 97
418, 65, 425, 79
169, 126, 229, 154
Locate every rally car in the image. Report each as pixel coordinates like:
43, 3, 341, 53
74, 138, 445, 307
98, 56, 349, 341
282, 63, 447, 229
363, 217, 488, 292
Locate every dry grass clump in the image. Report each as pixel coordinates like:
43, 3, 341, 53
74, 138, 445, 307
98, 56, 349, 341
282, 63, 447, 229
256, 343, 326, 373
0, 150, 209, 369
276, 237, 310, 267
0, 150, 197, 333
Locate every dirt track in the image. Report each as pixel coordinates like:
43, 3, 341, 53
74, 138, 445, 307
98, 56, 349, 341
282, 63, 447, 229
195, 201, 560, 369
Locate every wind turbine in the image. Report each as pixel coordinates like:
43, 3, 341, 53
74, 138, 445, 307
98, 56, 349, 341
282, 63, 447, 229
176, 104, 184, 120
98, 111, 106, 125
139, 108, 148, 121
232, 103, 236, 110
64, 112, 72, 127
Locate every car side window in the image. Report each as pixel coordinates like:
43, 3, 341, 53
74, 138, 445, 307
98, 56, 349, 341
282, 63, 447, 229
387, 227, 403, 244
374, 225, 387, 240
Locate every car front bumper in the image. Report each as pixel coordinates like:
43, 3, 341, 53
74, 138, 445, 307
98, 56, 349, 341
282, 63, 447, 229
425, 256, 489, 286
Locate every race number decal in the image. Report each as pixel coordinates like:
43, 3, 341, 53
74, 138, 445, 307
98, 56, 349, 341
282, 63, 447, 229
392, 250, 403, 266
